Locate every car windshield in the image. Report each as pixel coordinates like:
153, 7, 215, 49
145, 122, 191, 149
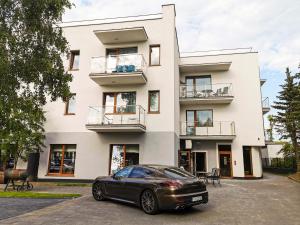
163, 167, 195, 179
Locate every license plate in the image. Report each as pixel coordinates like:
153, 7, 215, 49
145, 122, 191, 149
192, 196, 202, 202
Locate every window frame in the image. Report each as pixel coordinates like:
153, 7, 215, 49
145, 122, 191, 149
108, 144, 139, 175
47, 144, 76, 177
103, 91, 136, 115
69, 50, 80, 71
186, 109, 214, 128
64, 93, 76, 115
149, 45, 161, 66
148, 90, 160, 114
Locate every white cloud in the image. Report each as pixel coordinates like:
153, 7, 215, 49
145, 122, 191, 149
63, 0, 300, 72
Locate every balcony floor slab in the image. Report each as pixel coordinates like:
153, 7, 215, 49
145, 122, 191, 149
89, 72, 146, 86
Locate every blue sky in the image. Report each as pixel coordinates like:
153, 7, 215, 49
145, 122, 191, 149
63, 0, 300, 128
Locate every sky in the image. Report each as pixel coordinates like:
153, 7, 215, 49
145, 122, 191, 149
63, 0, 300, 128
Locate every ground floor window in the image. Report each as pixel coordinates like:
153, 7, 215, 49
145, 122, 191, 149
109, 144, 139, 174
48, 144, 76, 176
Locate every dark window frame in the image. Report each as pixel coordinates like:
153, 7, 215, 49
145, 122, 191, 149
69, 50, 80, 71
103, 91, 136, 115
148, 90, 160, 114
186, 109, 214, 128
108, 144, 139, 175
149, 45, 161, 66
64, 93, 76, 115
47, 144, 76, 177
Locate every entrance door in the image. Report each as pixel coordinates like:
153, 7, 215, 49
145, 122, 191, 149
219, 153, 232, 177
243, 146, 253, 175
193, 152, 206, 175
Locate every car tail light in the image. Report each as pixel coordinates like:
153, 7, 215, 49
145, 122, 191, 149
160, 180, 182, 189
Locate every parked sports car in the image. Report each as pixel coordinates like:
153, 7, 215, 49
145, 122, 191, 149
92, 165, 208, 214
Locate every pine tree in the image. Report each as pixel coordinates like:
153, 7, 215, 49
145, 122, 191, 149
273, 68, 300, 173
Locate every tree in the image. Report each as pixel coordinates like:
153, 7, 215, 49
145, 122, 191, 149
266, 115, 275, 141
0, 0, 73, 169
273, 68, 300, 173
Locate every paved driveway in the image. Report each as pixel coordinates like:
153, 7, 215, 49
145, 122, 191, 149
1, 173, 300, 225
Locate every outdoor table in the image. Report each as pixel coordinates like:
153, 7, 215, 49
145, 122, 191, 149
201, 89, 214, 97
196, 171, 209, 183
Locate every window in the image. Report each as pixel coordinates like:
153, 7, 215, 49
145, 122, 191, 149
129, 167, 155, 178
196, 110, 213, 127
106, 47, 138, 56
109, 144, 139, 175
148, 90, 160, 113
104, 92, 136, 113
65, 94, 76, 115
69, 51, 80, 70
186, 110, 213, 135
48, 144, 76, 176
114, 166, 133, 178
186, 76, 211, 97
149, 45, 160, 66
164, 167, 194, 179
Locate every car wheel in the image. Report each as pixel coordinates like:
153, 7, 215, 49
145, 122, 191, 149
141, 189, 159, 215
92, 182, 105, 201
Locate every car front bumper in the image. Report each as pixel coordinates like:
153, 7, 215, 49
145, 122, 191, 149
157, 190, 209, 210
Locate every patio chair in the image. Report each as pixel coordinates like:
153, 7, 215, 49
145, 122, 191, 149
214, 88, 222, 97
221, 86, 229, 96
206, 168, 221, 186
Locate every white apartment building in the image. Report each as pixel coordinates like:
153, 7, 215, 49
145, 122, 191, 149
37, 4, 269, 180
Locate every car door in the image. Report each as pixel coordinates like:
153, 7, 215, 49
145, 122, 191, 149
105, 166, 133, 198
124, 167, 154, 202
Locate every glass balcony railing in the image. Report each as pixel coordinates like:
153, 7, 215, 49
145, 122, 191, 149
180, 83, 233, 98
90, 54, 147, 75
180, 121, 235, 136
262, 97, 270, 108
87, 105, 146, 127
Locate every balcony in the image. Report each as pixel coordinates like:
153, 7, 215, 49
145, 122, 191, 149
94, 27, 148, 44
180, 121, 236, 140
89, 54, 147, 86
262, 97, 270, 114
179, 83, 234, 105
86, 105, 146, 132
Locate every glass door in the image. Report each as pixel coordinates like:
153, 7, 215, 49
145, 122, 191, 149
186, 111, 195, 135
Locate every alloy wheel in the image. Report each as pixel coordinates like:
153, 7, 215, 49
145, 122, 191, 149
92, 182, 104, 201
141, 190, 158, 214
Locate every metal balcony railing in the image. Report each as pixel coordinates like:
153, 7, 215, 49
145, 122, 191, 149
180, 121, 235, 136
262, 97, 270, 108
87, 105, 146, 127
90, 54, 147, 74
180, 83, 233, 98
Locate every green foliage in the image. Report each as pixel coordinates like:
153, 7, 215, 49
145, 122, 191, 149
266, 114, 275, 141
273, 67, 300, 172
0, 0, 73, 168
278, 142, 295, 158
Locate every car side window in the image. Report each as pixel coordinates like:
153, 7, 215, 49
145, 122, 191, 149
129, 167, 153, 178
114, 167, 133, 178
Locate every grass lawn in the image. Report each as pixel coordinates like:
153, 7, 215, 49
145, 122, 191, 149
0, 191, 81, 199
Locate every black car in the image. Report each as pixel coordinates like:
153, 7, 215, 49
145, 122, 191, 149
92, 165, 208, 214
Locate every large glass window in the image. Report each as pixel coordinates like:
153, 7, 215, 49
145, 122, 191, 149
69, 51, 80, 70
149, 45, 160, 66
186, 76, 212, 97
148, 90, 160, 113
110, 144, 139, 175
186, 110, 213, 135
65, 94, 76, 115
104, 92, 136, 113
196, 110, 213, 127
48, 144, 76, 175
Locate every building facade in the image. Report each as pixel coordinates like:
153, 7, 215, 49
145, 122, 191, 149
37, 4, 268, 180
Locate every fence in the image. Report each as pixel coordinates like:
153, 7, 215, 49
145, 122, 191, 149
262, 157, 296, 173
